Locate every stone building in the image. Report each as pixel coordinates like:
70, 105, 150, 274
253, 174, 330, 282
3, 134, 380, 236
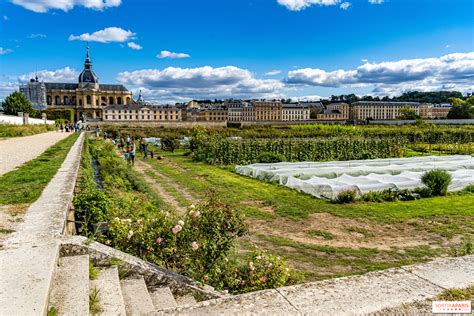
282, 104, 310, 121
103, 104, 182, 122
19, 77, 47, 110
21, 47, 133, 121
350, 101, 420, 120
316, 103, 350, 120
254, 101, 282, 121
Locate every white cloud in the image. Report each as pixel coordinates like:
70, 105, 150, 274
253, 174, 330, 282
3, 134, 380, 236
127, 42, 142, 50
368, 0, 384, 4
10, 0, 121, 13
69, 27, 135, 43
286, 52, 474, 94
0, 47, 13, 55
265, 70, 282, 76
290, 95, 325, 102
18, 67, 79, 83
117, 66, 284, 102
157, 50, 191, 59
28, 33, 47, 38
340, 2, 351, 9
277, 0, 340, 11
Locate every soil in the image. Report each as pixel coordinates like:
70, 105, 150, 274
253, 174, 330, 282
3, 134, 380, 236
245, 207, 454, 251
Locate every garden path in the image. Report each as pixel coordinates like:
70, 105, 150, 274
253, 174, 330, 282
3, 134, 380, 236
0, 131, 70, 176
134, 159, 197, 214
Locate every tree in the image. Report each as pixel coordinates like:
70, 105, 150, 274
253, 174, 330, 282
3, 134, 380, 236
397, 105, 420, 120
447, 97, 474, 119
1, 91, 34, 116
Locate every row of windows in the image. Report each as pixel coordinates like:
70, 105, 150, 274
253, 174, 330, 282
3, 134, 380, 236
105, 115, 178, 120
47, 95, 130, 106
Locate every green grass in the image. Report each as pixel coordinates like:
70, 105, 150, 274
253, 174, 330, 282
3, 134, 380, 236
143, 150, 474, 223
138, 149, 474, 281
0, 133, 78, 205
89, 261, 99, 280
0, 124, 55, 138
436, 285, 474, 300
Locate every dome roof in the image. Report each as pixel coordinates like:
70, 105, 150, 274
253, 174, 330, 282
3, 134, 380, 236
78, 46, 99, 83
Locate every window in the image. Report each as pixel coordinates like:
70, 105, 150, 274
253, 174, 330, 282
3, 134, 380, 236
86, 95, 92, 105
55, 95, 61, 105
64, 96, 69, 104
109, 97, 114, 104
47, 95, 52, 105
117, 97, 122, 105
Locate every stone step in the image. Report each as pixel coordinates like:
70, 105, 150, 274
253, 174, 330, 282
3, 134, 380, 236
175, 294, 197, 306
120, 277, 155, 315
149, 287, 178, 311
90, 266, 126, 316
48, 254, 90, 316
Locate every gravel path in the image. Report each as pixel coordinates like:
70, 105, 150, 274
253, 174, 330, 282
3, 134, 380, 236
0, 131, 71, 176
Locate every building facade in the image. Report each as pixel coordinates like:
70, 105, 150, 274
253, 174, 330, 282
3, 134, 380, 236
103, 105, 182, 122
19, 77, 47, 110
21, 47, 133, 121
317, 103, 350, 120
254, 101, 282, 121
350, 101, 421, 120
282, 104, 310, 121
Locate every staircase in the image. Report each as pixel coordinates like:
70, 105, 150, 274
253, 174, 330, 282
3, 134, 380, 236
48, 254, 199, 315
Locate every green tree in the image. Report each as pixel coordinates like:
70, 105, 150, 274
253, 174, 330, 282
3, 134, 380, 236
1, 91, 34, 116
397, 105, 420, 120
447, 97, 474, 119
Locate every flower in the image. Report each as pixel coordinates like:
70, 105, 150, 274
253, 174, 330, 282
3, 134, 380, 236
260, 276, 268, 284
178, 220, 185, 226
172, 224, 182, 234
191, 241, 199, 250
189, 204, 196, 209
127, 230, 134, 240
268, 263, 273, 269
256, 255, 262, 260
285, 267, 289, 272
249, 261, 255, 271
191, 210, 201, 219
203, 275, 209, 282
156, 237, 163, 245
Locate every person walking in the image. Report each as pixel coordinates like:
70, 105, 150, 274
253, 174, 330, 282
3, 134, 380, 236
130, 142, 136, 166
143, 142, 149, 159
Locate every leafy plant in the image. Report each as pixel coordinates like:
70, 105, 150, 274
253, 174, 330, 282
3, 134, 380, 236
333, 190, 357, 204
257, 152, 285, 163
421, 169, 452, 196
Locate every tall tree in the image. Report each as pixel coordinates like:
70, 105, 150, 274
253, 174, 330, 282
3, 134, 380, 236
1, 91, 34, 116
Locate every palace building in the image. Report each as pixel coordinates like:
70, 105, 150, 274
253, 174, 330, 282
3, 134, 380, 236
20, 47, 133, 121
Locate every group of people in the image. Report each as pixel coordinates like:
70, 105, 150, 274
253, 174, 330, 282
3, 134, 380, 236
107, 134, 159, 166
139, 138, 154, 160
56, 122, 83, 133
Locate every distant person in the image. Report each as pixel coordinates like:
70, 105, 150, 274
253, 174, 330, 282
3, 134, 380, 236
150, 149, 154, 159
143, 142, 149, 159
130, 142, 136, 165
60, 124, 64, 132
126, 136, 131, 145
124, 147, 130, 164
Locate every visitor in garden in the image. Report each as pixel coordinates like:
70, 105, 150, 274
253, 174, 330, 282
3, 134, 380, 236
130, 142, 136, 165
143, 142, 149, 159
124, 146, 130, 164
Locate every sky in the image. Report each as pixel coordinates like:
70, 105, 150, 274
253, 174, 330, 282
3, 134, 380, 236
0, 0, 473, 103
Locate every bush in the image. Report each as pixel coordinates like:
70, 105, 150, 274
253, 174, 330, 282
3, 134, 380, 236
421, 169, 452, 196
257, 152, 285, 163
414, 186, 433, 198
334, 190, 357, 204
161, 137, 180, 152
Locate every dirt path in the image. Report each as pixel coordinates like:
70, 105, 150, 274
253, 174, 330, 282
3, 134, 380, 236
134, 159, 197, 214
0, 131, 70, 176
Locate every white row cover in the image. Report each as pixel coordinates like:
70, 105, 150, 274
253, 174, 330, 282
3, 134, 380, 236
235, 156, 474, 199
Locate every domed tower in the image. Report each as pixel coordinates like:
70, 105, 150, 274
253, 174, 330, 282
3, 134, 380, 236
78, 46, 99, 89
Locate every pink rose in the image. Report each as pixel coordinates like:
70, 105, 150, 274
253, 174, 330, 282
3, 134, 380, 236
156, 237, 163, 245
172, 224, 182, 234
191, 241, 199, 250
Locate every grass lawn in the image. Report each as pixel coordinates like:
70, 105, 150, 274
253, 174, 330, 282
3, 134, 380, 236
137, 149, 474, 281
0, 133, 79, 205
0, 124, 55, 138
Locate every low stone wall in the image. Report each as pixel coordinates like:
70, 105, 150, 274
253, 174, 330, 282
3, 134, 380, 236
61, 236, 225, 301
369, 119, 474, 125
98, 121, 227, 129
0, 113, 55, 125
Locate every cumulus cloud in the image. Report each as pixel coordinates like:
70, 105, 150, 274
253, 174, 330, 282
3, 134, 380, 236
127, 42, 142, 50
156, 50, 190, 59
265, 70, 282, 76
69, 27, 135, 43
0, 47, 13, 55
340, 2, 351, 9
11, 0, 121, 13
286, 52, 474, 94
18, 67, 79, 83
117, 66, 284, 102
277, 0, 340, 11
368, 0, 384, 4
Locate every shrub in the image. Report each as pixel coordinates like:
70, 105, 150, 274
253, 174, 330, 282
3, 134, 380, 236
414, 186, 433, 198
161, 137, 180, 152
334, 190, 357, 204
421, 169, 452, 196
257, 152, 285, 163
222, 250, 302, 294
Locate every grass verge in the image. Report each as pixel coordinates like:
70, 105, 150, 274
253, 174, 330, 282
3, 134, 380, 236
0, 133, 78, 205
0, 124, 55, 138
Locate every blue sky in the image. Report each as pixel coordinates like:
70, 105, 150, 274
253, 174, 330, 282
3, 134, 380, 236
0, 0, 473, 103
